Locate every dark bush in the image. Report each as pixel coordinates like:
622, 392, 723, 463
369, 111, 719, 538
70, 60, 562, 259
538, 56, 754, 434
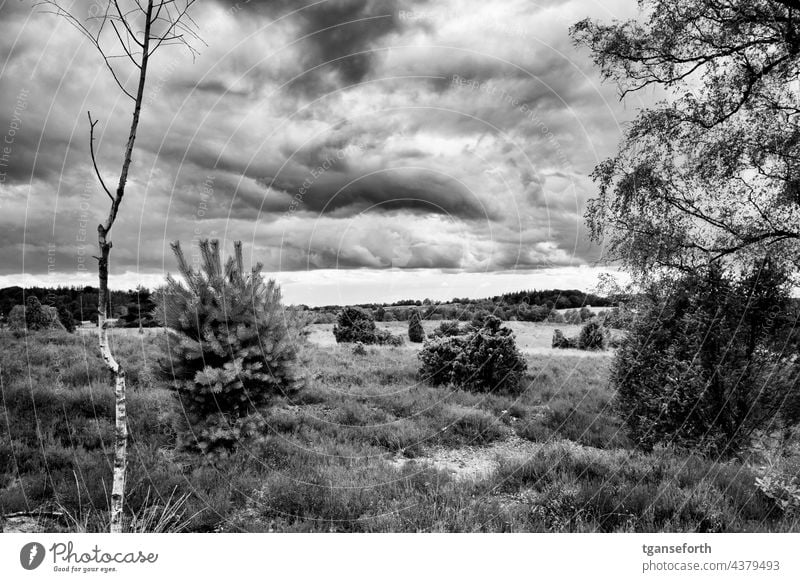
551, 329, 577, 349
614, 260, 800, 456
577, 321, 608, 350
333, 306, 403, 345
408, 310, 425, 343
431, 321, 465, 337
419, 316, 527, 394
333, 306, 377, 343
375, 328, 404, 346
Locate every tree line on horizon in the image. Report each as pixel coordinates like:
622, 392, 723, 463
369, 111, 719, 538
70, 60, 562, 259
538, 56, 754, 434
0, 284, 615, 330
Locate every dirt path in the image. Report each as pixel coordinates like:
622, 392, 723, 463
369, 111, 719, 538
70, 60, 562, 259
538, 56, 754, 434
388, 435, 544, 481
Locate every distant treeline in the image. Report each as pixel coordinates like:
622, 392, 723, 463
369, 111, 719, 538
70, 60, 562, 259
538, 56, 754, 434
304, 289, 614, 323
0, 285, 157, 330
0, 285, 613, 329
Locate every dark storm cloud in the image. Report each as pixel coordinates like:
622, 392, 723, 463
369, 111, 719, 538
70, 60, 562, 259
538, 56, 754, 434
260, 166, 493, 220
0, 0, 640, 287
215, 0, 403, 93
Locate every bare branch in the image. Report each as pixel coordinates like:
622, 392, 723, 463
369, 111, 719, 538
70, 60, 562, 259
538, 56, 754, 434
87, 111, 114, 203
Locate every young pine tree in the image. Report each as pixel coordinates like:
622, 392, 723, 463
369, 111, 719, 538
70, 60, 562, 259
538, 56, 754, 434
158, 239, 305, 458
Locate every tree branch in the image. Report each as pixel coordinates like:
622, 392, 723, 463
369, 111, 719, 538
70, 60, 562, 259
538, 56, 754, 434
87, 111, 114, 203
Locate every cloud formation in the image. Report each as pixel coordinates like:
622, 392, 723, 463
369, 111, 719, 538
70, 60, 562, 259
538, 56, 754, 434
0, 0, 642, 301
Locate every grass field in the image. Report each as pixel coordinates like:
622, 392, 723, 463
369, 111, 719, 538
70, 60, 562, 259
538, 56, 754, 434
1, 324, 796, 532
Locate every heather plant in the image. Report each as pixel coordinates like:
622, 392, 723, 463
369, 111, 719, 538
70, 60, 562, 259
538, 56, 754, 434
408, 309, 425, 343
419, 316, 527, 394
157, 239, 305, 458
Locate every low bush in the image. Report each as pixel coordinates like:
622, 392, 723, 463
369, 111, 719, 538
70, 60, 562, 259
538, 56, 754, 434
577, 320, 608, 350
333, 306, 403, 345
552, 329, 577, 349
431, 321, 466, 337
552, 323, 609, 351
333, 306, 377, 343
419, 316, 527, 394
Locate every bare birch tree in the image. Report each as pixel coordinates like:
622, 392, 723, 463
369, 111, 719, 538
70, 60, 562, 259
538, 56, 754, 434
39, 0, 200, 532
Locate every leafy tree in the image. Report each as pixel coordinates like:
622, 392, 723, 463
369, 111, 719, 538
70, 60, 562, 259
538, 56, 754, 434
613, 260, 800, 456
572, 1, 800, 273
408, 309, 425, 343
158, 239, 305, 458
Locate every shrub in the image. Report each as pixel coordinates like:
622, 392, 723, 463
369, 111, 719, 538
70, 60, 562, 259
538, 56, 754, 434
431, 321, 465, 337
157, 239, 305, 458
579, 306, 595, 322
419, 316, 527, 394
375, 328, 404, 346
418, 335, 467, 386
546, 309, 565, 324
613, 260, 800, 456
551, 329, 577, 349
408, 310, 425, 343
563, 309, 582, 325
333, 306, 403, 345
333, 306, 376, 343
8, 297, 65, 332
577, 321, 608, 350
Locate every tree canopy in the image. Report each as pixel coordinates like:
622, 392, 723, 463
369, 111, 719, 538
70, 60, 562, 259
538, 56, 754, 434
572, 0, 800, 274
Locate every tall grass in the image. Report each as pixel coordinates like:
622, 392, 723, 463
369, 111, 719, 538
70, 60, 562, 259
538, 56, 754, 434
1, 328, 797, 532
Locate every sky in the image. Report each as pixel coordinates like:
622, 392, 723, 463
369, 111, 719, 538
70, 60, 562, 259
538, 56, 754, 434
0, 0, 646, 306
